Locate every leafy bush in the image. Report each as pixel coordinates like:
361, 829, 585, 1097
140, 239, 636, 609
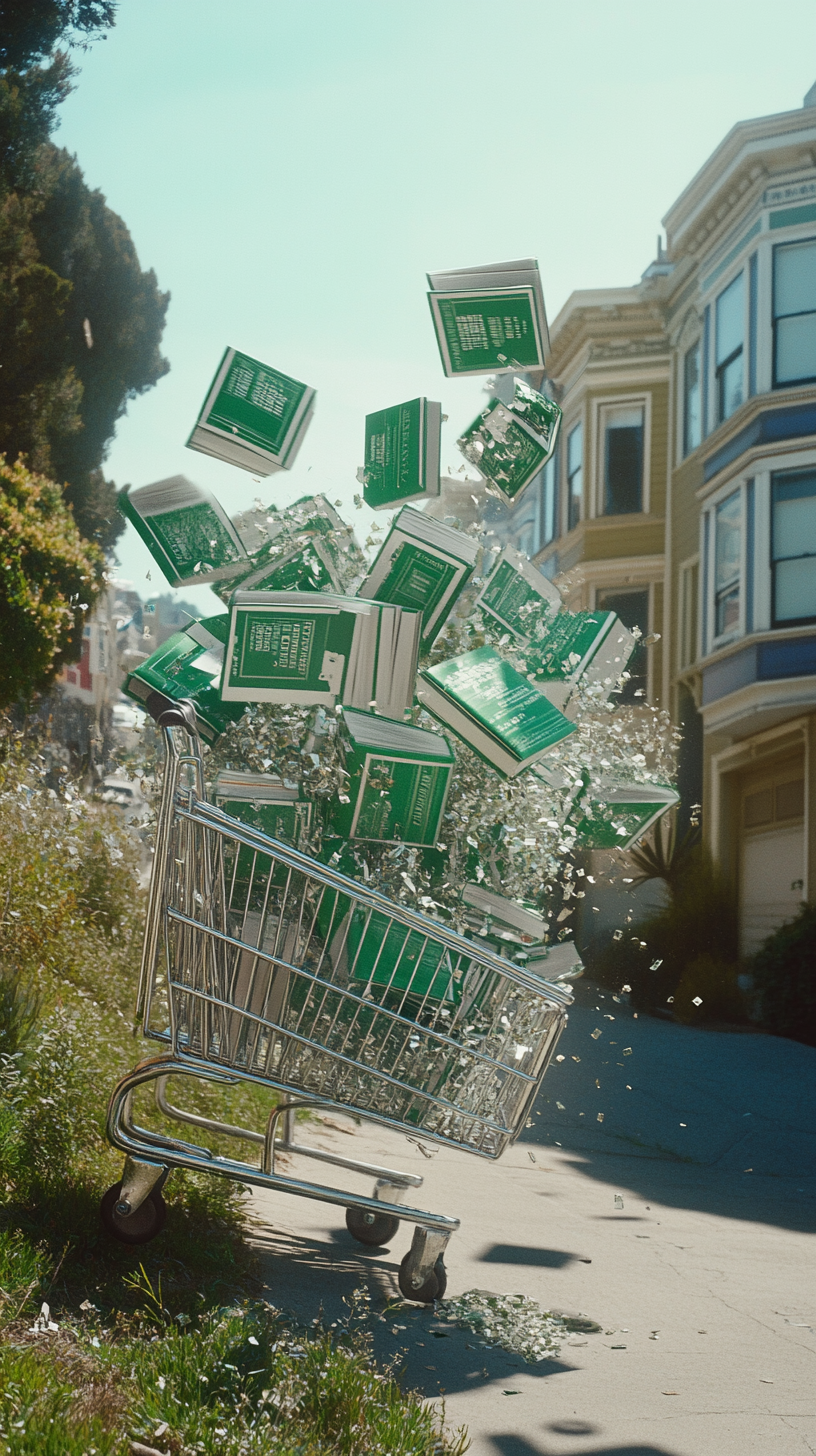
750, 901, 816, 1047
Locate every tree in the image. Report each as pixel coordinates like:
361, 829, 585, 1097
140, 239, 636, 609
0, 145, 170, 547
0, 454, 104, 706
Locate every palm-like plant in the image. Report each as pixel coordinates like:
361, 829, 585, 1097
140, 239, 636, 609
627, 813, 700, 895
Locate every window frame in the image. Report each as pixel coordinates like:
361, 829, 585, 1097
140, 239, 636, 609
683, 341, 702, 456
566, 420, 583, 532
592, 394, 651, 517
703, 481, 746, 654
592, 582, 653, 702
714, 270, 746, 425
772, 236, 816, 389
770, 466, 816, 629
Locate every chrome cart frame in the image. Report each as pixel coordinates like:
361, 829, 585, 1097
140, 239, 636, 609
104, 701, 571, 1300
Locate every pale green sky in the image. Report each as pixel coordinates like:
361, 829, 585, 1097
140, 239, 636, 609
56, 0, 816, 613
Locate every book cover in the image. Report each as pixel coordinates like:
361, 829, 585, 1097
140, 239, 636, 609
458, 382, 561, 502
345, 908, 462, 1004
531, 611, 636, 711
358, 506, 477, 645
417, 646, 575, 777
428, 288, 543, 377
221, 594, 359, 705
329, 708, 454, 846
119, 476, 248, 587
124, 614, 244, 744
214, 536, 340, 603
476, 545, 561, 640
187, 347, 315, 475
361, 397, 441, 509
427, 259, 550, 357
214, 770, 315, 892
569, 782, 679, 851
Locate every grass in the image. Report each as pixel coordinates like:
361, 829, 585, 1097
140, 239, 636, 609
0, 719, 468, 1455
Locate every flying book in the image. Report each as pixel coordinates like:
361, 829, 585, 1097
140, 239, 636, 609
461, 883, 548, 944
417, 645, 575, 778
458, 379, 562, 502
530, 611, 636, 712
124, 614, 244, 745
328, 707, 454, 846
357, 506, 478, 646
427, 259, 550, 377
187, 346, 315, 476
569, 781, 679, 851
221, 591, 421, 719
119, 476, 248, 587
232, 494, 364, 581
214, 536, 340, 604
476, 545, 561, 641
359, 397, 441, 509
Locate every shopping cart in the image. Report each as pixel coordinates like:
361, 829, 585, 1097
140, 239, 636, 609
102, 700, 573, 1301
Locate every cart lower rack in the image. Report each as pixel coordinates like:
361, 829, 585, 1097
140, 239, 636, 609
103, 701, 572, 1301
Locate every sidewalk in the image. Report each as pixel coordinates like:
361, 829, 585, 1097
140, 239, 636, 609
247, 982, 816, 1456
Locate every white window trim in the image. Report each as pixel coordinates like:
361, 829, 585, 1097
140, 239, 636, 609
705, 480, 747, 654
591, 394, 652, 518
591, 580, 654, 702
708, 264, 750, 432
678, 338, 703, 465
677, 553, 700, 671
563, 406, 587, 533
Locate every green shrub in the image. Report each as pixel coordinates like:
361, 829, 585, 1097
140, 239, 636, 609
750, 901, 816, 1047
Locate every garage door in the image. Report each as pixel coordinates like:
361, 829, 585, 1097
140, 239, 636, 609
741, 823, 805, 956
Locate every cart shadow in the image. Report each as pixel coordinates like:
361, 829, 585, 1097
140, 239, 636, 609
489, 1440, 682, 1456
249, 1222, 577, 1396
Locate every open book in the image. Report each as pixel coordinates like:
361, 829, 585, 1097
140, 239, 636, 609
358, 506, 478, 646
417, 645, 575, 777
477, 545, 561, 640
119, 476, 248, 587
427, 259, 550, 377
221, 591, 421, 719
458, 378, 562, 502
360, 397, 441, 509
187, 347, 315, 476
124, 614, 244, 745
329, 707, 454, 846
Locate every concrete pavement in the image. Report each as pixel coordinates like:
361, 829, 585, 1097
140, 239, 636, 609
247, 980, 816, 1455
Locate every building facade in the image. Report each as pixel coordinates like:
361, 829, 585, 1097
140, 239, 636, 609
527, 85, 816, 954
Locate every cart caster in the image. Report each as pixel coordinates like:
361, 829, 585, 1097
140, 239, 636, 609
100, 1181, 167, 1245
346, 1206, 400, 1247
398, 1251, 447, 1303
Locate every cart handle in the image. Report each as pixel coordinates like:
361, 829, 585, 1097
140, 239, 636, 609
144, 692, 198, 732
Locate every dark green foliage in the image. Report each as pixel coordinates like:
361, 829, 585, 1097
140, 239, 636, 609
0, 456, 105, 705
589, 846, 740, 1014
0, 148, 169, 547
750, 901, 816, 1047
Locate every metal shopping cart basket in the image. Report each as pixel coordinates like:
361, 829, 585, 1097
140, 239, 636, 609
102, 700, 572, 1301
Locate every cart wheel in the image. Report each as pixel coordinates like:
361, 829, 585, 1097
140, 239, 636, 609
346, 1206, 400, 1247
100, 1181, 167, 1245
398, 1252, 447, 1303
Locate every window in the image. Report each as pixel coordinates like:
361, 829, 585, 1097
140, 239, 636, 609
715, 272, 744, 423
541, 453, 557, 546
771, 468, 816, 626
683, 343, 701, 454
678, 558, 699, 670
603, 404, 644, 514
773, 239, 816, 387
714, 490, 741, 638
596, 587, 649, 702
567, 423, 583, 531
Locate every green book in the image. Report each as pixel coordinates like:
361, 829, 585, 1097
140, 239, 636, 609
417, 645, 575, 778
221, 591, 421, 718
124, 614, 244, 745
458, 380, 562, 502
427, 259, 550, 377
214, 536, 340, 604
530, 611, 636, 712
232, 494, 364, 581
569, 781, 679, 851
359, 397, 441, 509
461, 883, 548, 944
329, 707, 454, 845
358, 505, 478, 646
187, 346, 315, 476
214, 769, 315, 895
476, 545, 561, 640
119, 476, 248, 587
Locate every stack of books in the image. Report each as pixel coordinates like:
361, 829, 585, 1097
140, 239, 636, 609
123, 614, 244, 745
220, 591, 421, 719
359, 397, 441, 509
358, 506, 478, 646
187, 347, 315, 476
458, 378, 562, 502
427, 260, 550, 376
530, 610, 636, 713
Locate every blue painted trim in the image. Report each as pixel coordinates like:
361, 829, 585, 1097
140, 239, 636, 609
758, 635, 816, 678
748, 253, 758, 397
703, 402, 816, 482
745, 478, 754, 634
769, 202, 816, 230
702, 306, 711, 439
